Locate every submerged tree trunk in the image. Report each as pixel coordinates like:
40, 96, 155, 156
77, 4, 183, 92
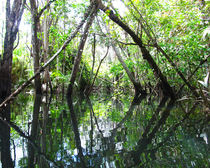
0, 0, 25, 167
66, 3, 98, 167
39, 5, 51, 167
28, 0, 42, 167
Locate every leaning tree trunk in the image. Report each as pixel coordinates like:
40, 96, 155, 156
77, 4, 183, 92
97, 0, 175, 98
0, 0, 25, 167
67, 5, 97, 95
103, 17, 145, 95
66, 2, 98, 167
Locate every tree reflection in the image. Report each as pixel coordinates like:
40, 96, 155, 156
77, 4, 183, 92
67, 85, 86, 168
1, 92, 208, 167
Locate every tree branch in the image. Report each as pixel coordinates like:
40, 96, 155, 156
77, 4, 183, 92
0, 4, 94, 112
37, 0, 56, 19
127, 0, 199, 97
97, 0, 175, 98
117, 40, 137, 46
176, 55, 209, 96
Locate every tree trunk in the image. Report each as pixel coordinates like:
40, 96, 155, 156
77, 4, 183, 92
0, 2, 93, 109
97, 0, 175, 98
86, 47, 109, 96
91, 33, 96, 79
0, 0, 25, 167
112, 43, 145, 95
28, 0, 42, 167
66, 3, 98, 168
68, 6, 97, 93
39, 4, 50, 168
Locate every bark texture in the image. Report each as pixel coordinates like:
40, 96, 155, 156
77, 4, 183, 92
0, 1, 25, 167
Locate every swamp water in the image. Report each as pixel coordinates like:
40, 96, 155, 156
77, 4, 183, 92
5, 92, 210, 167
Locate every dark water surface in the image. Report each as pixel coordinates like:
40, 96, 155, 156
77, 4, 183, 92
8, 92, 209, 167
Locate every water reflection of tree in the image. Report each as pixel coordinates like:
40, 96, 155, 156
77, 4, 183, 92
84, 94, 146, 167
66, 3, 98, 167
0, 116, 60, 167
126, 99, 208, 168
83, 93, 208, 168
1, 92, 208, 167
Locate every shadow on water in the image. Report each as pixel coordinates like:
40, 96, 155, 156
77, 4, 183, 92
1, 91, 209, 168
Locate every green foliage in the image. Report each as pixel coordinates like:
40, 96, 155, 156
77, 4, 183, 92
12, 47, 30, 86
18, 157, 28, 168
110, 62, 123, 76
51, 70, 70, 83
